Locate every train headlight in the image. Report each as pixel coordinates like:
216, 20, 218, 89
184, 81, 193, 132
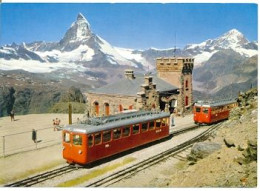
78, 150, 82, 154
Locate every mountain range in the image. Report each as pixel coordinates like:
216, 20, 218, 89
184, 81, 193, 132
0, 13, 258, 115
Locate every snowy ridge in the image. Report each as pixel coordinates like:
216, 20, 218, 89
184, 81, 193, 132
0, 12, 257, 74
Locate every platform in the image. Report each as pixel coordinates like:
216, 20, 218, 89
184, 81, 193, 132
0, 113, 194, 185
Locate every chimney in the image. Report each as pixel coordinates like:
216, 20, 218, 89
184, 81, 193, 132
125, 69, 135, 80
144, 75, 153, 85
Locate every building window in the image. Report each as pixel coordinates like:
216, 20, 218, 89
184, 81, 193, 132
185, 80, 188, 88
185, 96, 189, 106
94, 101, 99, 116
129, 105, 133, 110
119, 104, 123, 112
104, 103, 109, 116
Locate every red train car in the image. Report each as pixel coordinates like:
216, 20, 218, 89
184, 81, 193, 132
62, 111, 170, 165
193, 99, 237, 125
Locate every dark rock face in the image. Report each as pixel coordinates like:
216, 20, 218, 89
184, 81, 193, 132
243, 140, 257, 163
224, 138, 236, 148
188, 142, 221, 161
0, 85, 86, 117
0, 87, 15, 116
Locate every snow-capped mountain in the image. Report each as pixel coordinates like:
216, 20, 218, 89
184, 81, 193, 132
0, 13, 258, 94
0, 13, 257, 73
184, 29, 257, 66
0, 13, 144, 74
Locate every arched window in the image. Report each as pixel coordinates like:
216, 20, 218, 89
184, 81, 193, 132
185, 96, 189, 106
129, 105, 133, 110
185, 80, 189, 88
119, 104, 123, 112
104, 103, 109, 116
94, 101, 99, 116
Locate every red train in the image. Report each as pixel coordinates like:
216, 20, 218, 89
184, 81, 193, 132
193, 99, 237, 125
62, 111, 170, 165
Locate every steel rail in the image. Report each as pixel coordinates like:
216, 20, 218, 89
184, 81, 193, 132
4, 165, 79, 187
4, 122, 220, 187
85, 123, 222, 187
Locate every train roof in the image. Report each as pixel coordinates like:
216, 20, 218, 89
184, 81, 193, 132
63, 111, 170, 134
194, 99, 237, 108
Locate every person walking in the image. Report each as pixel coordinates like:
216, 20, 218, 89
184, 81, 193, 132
10, 110, 15, 122
32, 129, 37, 143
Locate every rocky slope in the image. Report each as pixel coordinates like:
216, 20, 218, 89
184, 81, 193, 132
169, 88, 257, 187
0, 74, 86, 117
110, 88, 257, 187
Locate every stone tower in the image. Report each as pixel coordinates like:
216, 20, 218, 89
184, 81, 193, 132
156, 57, 194, 112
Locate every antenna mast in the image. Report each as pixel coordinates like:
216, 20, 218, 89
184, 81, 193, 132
173, 32, 176, 57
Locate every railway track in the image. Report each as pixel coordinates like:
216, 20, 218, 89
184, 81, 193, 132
85, 123, 222, 187
4, 122, 220, 187
4, 165, 79, 187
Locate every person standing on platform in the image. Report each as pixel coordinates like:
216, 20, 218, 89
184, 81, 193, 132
32, 129, 37, 143
170, 110, 175, 127
10, 110, 15, 122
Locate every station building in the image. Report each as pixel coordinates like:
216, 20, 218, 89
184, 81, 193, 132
85, 57, 194, 117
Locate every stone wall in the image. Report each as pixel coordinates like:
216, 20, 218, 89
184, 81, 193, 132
85, 75, 160, 117
86, 92, 137, 117
156, 57, 194, 112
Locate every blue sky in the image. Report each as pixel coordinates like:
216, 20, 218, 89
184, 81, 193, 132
0, 3, 258, 49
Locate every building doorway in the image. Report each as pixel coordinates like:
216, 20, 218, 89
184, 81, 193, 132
104, 103, 109, 116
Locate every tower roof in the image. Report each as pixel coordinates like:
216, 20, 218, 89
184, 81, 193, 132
90, 74, 178, 96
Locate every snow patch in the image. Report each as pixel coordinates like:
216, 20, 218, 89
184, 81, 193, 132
36, 45, 94, 62
193, 50, 218, 66
0, 59, 87, 73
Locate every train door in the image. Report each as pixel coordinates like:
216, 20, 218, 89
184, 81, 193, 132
202, 107, 210, 123
71, 133, 87, 164
193, 106, 202, 123
63, 131, 73, 163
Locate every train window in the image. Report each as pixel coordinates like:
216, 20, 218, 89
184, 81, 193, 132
132, 124, 140, 134
94, 133, 101, 145
64, 132, 70, 143
141, 123, 148, 132
149, 121, 155, 130
195, 107, 201, 112
103, 130, 111, 143
203, 108, 209, 114
156, 119, 161, 128
113, 128, 121, 140
88, 134, 93, 147
122, 127, 130, 137
161, 118, 167, 127
73, 134, 82, 146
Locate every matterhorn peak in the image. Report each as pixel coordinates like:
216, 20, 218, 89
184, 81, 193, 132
59, 13, 92, 50
77, 13, 85, 20
76, 13, 90, 27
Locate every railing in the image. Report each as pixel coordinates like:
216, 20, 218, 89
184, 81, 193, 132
0, 127, 62, 157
